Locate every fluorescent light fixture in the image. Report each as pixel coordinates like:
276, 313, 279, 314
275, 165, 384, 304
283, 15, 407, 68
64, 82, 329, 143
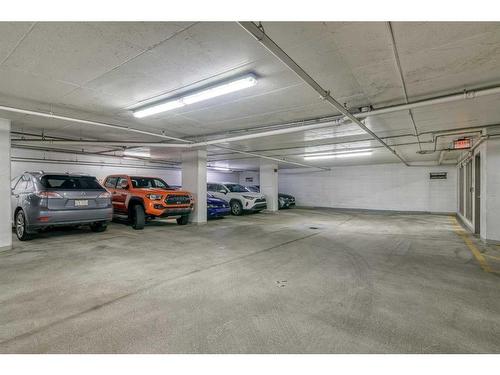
183, 75, 257, 105
133, 74, 257, 118
303, 150, 373, 160
209, 166, 232, 172
123, 148, 151, 158
301, 148, 372, 157
133, 100, 184, 118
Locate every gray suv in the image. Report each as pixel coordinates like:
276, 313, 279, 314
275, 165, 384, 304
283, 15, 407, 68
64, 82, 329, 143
11, 172, 113, 240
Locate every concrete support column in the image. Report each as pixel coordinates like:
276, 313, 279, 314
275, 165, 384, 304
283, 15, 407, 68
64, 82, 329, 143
0, 118, 11, 251
182, 149, 207, 224
481, 137, 500, 243
260, 159, 278, 212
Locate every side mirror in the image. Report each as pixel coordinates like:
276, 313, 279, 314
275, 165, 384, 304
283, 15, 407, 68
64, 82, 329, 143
120, 180, 129, 189
219, 189, 227, 194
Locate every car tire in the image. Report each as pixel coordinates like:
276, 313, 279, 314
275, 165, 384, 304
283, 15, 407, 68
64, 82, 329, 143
230, 200, 243, 216
15, 210, 33, 241
176, 215, 189, 225
131, 204, 145, 230
90, 221, 108, 232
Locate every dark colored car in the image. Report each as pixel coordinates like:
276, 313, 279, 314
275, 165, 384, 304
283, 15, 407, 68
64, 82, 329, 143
207, 193, 231, 219
245, 185, 296, 209
11, 172, 113, 240
278, 193, 296, 209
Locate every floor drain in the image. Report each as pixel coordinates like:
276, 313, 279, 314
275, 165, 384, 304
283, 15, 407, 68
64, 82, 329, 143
309, 226, 319, 230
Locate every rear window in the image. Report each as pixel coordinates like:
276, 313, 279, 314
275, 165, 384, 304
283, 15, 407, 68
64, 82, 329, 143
40, 175, 103, 190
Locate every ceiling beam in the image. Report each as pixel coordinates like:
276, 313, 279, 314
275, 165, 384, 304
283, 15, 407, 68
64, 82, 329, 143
238, 21, 410, 166
386, 21, 422, 152
0, 104, 191, 143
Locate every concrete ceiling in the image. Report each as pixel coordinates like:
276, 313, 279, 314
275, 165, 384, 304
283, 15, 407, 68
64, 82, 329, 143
1, 21, 500, 169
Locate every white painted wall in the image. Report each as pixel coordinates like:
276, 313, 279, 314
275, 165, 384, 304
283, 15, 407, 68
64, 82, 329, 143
11, 148, 238, 187
238, 171, 259, 186
279, 163, 457, 213
0, 119, 12, 251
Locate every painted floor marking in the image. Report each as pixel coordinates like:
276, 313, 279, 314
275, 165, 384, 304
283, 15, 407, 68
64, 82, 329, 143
451, 216, 492, 273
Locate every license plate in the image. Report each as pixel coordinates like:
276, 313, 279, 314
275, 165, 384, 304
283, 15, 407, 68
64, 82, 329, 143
74, 200, 88, 206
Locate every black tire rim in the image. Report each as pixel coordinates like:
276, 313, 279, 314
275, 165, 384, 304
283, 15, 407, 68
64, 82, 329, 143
16, 212, 24, 238
232, 202, 241, 215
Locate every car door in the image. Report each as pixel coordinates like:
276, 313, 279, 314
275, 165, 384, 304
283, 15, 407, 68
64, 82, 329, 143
10, 176, 22, 224
104, 176, 119, 210
113, 177, 130, 213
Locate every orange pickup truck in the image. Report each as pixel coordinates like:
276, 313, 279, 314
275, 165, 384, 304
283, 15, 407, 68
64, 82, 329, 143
103, 175, 194, 229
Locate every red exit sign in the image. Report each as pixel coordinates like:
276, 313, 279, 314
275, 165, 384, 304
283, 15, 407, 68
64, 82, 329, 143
453, 138, 471, 149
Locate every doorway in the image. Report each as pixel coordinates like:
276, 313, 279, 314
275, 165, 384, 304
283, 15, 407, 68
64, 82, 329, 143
474, 153, 481, 235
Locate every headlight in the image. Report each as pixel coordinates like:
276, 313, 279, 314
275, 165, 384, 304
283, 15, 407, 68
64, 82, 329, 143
242, 195, 256, 200
146, 194, 163, 200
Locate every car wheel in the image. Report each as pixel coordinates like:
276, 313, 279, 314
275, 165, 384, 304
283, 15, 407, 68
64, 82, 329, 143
90, 221, 108, 232
176, 215, 189, 225
131, 204, 145, 230
230, 200, 243, 216
15, 210, 33, 241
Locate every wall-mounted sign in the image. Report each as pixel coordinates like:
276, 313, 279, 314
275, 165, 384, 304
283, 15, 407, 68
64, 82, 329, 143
245, 177, 253, 183
453, 138, 471, 150
430, 172, 447, 180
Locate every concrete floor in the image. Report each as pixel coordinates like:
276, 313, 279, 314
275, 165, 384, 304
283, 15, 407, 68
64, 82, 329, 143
0, 208, 499, 353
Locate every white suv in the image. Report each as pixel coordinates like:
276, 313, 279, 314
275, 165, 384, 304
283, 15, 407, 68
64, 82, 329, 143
207, 182, 267, 216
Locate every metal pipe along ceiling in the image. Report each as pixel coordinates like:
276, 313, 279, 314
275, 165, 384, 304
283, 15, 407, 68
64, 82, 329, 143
9, 85, 500, 149
213, 145, 331, 171
238, 21, 410, 166
386, 21, 422, 152
0, 104, 192, 143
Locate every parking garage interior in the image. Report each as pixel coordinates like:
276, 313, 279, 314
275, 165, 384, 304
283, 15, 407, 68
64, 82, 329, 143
1, 16, 500, 359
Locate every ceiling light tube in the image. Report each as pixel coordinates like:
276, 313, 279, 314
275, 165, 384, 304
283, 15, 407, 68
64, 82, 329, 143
133, 99, 185, 118
304, 151, 373, 160
123, 148, 151, 158
301, 148, 373, 157
133, 74, 257, 118
209, 166, 232, 172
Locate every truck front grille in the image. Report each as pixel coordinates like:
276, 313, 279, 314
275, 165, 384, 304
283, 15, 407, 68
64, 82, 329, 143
165, 195, 190, 205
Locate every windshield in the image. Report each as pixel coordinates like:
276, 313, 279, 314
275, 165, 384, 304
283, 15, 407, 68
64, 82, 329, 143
40, 175, 103, 190
245, 186, 259, 192
130, 177, 170, 189
225, 183, 249, 193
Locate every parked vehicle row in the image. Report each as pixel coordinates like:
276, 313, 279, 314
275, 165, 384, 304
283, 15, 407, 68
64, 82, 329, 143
207, 182, 267, 216
11, 172, 294, 240
245, 185, 296, 209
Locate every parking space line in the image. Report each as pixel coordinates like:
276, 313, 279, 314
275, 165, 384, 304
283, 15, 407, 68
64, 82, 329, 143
451, 217, 492, 273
